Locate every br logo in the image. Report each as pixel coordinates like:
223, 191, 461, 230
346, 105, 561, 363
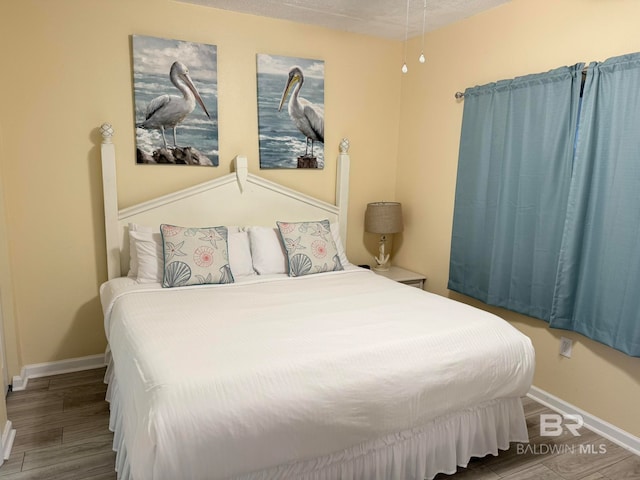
540, 414, 584, 436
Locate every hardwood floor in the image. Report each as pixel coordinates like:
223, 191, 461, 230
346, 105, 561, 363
0, 368, 637, 479
0, 368, 115, 479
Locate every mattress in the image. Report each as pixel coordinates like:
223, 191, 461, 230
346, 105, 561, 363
101, 268, 534, 480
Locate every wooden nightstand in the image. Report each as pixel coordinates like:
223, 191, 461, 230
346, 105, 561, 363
372, 266, 426, 289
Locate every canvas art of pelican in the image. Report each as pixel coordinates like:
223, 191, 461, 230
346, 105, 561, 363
278, 66, 324, 158
137, 61, 210, 148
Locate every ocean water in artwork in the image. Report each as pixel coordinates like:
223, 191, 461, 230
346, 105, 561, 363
257, 55, 325, 169
133, 35, 219, 166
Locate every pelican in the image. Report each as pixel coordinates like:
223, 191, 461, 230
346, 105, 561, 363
278, 66, 324, 158
137, 61, 210, 148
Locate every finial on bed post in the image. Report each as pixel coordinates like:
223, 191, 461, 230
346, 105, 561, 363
339, 138, 350, 154
100, 123, 114, 144
336, 138, 351, 244
100, 122, 122, 280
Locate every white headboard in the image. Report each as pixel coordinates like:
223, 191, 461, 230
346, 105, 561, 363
99, 123, 351, 280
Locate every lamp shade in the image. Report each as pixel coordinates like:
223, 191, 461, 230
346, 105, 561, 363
364, 202, 403, 234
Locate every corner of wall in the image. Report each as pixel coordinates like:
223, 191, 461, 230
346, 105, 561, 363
0, 123, 22, 380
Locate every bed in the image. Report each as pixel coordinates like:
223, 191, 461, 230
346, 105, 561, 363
98, 124, 535, 480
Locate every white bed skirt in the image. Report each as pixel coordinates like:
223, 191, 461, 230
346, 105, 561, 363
104, 352, 528, 480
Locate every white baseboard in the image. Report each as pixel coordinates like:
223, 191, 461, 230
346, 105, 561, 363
11, 354, 106, 392
528, 385, 640, 456
1, 421, 15, 462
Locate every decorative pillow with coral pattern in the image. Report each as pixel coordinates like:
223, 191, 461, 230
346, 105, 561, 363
276, 220, 344, 277
160, 224, 234, 287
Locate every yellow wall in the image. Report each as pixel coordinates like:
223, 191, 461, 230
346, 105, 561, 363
395, 0, 640, 436
0, 0, 400, 367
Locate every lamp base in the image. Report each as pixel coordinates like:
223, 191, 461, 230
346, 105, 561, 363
372, 264, 391, 272
373, 235, 391, 272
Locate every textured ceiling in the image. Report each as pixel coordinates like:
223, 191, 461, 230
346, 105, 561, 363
175, 0, 513, 40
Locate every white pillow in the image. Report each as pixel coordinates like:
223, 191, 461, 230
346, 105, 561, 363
228, 231, 256, 277
127, 223, 154, 278
330, 223, 350, 267
133, 230, 163, 283
248, 226, 288, 274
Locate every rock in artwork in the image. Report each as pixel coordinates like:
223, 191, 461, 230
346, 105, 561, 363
132, 35, 219, 167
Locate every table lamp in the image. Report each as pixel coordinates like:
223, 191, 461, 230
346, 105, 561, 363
364, 202, 403, 271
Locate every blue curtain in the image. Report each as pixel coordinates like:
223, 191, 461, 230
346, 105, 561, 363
449, 65, 584, 320
550, 53, 640, 356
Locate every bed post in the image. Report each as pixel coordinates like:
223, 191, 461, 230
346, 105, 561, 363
336, 138, 350, 244
100, 123, 121, 280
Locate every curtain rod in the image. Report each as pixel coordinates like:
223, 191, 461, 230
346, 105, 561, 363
455, 67, 589, 99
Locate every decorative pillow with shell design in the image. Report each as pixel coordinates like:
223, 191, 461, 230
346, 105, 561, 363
160, 224, 234, 287
276, 220, 344, 277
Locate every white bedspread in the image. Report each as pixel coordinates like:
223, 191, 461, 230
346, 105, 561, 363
102, 268, 534, 480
